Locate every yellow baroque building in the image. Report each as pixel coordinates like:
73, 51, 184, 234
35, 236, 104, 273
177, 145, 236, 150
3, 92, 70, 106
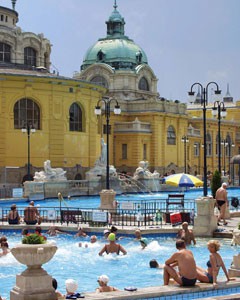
75, 2, 240, 178
0, 4, 106, 184
0, 1, 239, 186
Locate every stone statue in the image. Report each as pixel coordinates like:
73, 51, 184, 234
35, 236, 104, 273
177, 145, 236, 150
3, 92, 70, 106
133, 161, 159, 180
34, 160, 67, 182
99, 138, 107, 165
86, 138, 117, 181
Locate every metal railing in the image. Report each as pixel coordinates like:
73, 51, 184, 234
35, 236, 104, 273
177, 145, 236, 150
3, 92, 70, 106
0, 200, 196, 228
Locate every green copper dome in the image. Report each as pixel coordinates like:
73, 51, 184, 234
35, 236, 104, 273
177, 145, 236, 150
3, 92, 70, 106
81, 1, 148, 71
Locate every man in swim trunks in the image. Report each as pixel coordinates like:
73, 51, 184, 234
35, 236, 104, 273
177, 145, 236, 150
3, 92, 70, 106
24, 201, 42, 225
215, 182, 228, 226
177, 222, 196, 245
163, 239, 197, 286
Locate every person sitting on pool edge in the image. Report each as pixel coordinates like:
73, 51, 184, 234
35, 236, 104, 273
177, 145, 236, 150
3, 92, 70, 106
98, 233, 127, 256
24, 201, 42, 225
177, 222, 196, 245
65, 279, 81, 299
96, 274, 119, 293
7, 204, 21, 225
196, 240, 232, 287
52, 278, 64, 299
163, 239, 197, 286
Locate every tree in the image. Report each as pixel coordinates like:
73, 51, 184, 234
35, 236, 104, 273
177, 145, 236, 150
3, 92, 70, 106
211, 170, 221, 198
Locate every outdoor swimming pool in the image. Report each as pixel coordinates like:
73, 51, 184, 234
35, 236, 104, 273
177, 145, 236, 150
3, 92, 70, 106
0, 187, 240, 210
0, 232, 238, 299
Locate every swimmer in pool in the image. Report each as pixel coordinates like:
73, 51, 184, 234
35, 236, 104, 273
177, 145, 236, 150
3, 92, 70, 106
0, 242, 10, 257
79, 235, 97, 248
134, 229, 142, 240
75, 226, 88, 238
177, 222, 196, 245
98, 233, 127, 256
140, 238, 148, 249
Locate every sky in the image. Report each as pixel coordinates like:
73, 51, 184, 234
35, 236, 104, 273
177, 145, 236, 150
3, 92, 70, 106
2, 0, 240, 103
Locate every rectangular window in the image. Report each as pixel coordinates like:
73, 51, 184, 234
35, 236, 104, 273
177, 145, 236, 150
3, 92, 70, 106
143, 144, 147, 160
103, 124, 111, 134
122, 144, 127, 159
194, 143, 199, 156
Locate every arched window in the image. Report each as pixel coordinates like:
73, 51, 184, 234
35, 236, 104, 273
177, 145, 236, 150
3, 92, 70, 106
138, 77, 149, 91
90, 76, 108, 88
167, 125, 176, 145
75, 173, 82, 180
14, 98, 40, 129
136, 50, 143, 64
97, 49, 105, 61
69, 102, 83, 132
0, 42, 11, 62
206, 133, 212, 156
24, 47, 36, 66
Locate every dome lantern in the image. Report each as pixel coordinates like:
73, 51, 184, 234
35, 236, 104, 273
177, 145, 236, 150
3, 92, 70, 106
81, 0, 148, 71
106, 0, 125, 37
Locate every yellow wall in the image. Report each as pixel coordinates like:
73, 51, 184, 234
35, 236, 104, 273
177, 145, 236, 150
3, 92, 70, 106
0, 74, 106, 173
112, 111, 189, 174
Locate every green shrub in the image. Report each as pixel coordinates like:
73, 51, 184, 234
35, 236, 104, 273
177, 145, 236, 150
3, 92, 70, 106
211, 170, 221, 198
22, 233, 46, 244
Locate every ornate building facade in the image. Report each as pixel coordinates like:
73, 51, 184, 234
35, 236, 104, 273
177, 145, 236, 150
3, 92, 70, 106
0, 2, 106, 184
75, 1, 239, 177
0, 0, 239, 186
75, 1, 190, 176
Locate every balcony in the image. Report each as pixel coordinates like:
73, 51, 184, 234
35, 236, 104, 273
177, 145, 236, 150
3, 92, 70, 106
114, 118, 151, 133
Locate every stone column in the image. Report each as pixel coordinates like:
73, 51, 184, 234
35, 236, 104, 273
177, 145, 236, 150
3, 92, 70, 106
193, 196, 217, 237
99, 189, 117, 212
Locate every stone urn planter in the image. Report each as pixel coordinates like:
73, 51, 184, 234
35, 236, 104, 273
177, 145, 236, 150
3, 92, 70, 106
10, 242, 57, 300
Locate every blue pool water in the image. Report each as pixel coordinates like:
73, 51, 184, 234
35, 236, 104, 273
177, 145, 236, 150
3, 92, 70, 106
0, 187, 240, 210
0, 232, 238, 299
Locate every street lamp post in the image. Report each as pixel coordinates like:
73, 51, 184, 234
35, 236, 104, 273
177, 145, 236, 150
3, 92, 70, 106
22, 123, 36, 181
212, 101, 227, 174
95, 97, 121, 189
181, 135, 189, 173
188, 82, 221, 197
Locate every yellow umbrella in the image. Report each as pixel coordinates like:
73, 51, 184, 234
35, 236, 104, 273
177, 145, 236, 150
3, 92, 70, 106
164, 173, 203, 187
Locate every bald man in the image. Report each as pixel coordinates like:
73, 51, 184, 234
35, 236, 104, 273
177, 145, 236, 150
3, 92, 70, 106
216, 182, 228, 226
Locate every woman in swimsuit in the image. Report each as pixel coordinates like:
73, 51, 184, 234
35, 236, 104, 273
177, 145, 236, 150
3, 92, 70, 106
98, 233, 127, 256
196, 240, 231, 286
8, 204, 20, 225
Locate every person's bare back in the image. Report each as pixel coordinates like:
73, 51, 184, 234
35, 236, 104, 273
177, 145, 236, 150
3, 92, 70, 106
176, 249, 197, 279
164, 239, 197, 286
